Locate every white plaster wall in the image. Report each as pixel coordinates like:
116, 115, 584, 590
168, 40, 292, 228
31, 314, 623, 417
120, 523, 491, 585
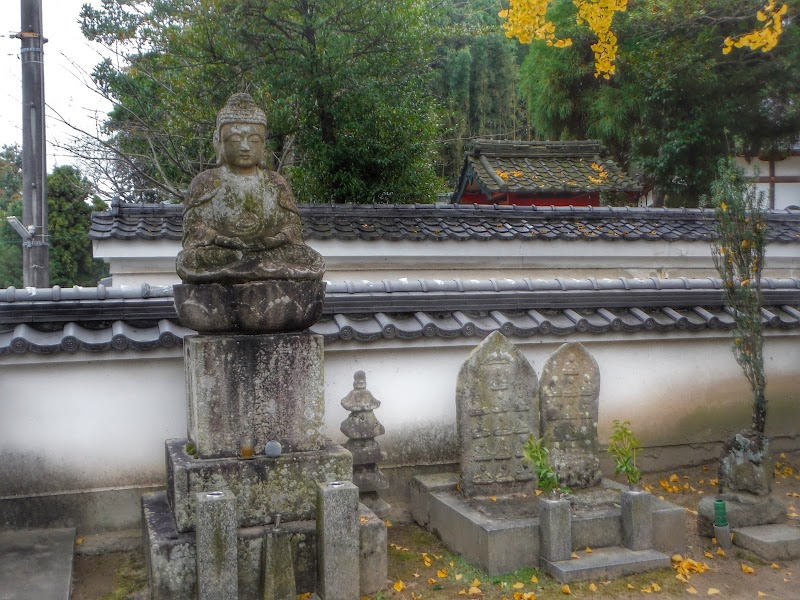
736, 156, 800, 210
2, 330, 797, 499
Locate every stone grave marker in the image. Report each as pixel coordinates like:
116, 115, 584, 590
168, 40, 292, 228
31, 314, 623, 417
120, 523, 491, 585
456, 331, 539, 497
539, 342, 602, 489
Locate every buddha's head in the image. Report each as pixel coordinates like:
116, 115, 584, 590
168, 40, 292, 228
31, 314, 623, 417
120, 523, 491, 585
214, 93, 269, 172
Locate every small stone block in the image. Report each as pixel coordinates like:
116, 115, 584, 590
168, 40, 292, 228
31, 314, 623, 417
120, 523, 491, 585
732, 524, 800, 561
697, 494, 787, 537
262, 530, 297, 600
167, 439, 352, 532
358, 504, 388, 596
410, 473, 459, 527
539, 497, 572, 563
0, 527, 75, 600
621, 490, 653, 551
186, 333, 325, 458
196, 490, 238, 600
317, 481, 360, 600
543, 546, 670, 583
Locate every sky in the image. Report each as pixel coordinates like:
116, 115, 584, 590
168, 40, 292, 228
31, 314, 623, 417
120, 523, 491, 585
1, 0, 112, 168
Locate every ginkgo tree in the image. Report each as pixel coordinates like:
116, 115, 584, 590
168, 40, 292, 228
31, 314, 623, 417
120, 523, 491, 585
501, 0, 790, 78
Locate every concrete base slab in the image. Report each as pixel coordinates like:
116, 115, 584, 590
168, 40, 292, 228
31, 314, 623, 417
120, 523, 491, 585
543, 546, 671, 583
0, 528, 75, 600
732, 524, 800, 561
412, 474, 686, 577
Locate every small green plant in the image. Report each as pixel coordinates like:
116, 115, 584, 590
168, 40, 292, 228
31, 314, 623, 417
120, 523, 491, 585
608, 420, 642, 485
522, 435, 560, 494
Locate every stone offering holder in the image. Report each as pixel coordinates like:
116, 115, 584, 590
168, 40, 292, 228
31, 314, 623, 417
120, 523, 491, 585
141, 93, 387, 599
412, 333, 683, 581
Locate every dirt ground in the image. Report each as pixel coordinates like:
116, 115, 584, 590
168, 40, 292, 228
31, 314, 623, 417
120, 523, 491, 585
72, 452, 800, 600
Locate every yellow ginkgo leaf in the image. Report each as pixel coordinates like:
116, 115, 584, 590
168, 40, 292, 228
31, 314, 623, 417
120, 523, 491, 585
299, 594, 312, 600
641, 585, 653, 593
468, 586, 482, 596
686, 586, 697, 594
472, 578, 481, 588
627, 584, 635, 590
652, 583, 661, 592
704, 551, 714, 559
393, 580, 406, 592
588, 582, 598, 592
669, 473, 680, 483
427, 578, 437, 585
491, 496, 498, 502
385, 520, 392, 527
585, 547, 593, 553
413, 572, 420, 578
456, 574, 463, 581
571, 552, 580, 559
513, 582, 525, 589
530, 575, 538, 584
741, 563, 755, 574
535, 490, 542, 496
437, 569, 449, 578
771, 563, 780, 569
423, 556, 433, 567
359, 516, 369, 524
676, 574, 689, 583
758, 593, 767, 598
716, 548, 726, 557
514, 593, 524, 600
707, 588, 721, 596
561, 584, 571, 595
76, 537, 85, 545
458, 589, 467, 595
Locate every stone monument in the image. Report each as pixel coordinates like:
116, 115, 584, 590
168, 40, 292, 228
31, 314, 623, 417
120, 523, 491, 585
455, 331, 539, 498
411, 336, 681, 579
340, 371, 391, 518
539, 342, 602, 489
141, 93, 386, 599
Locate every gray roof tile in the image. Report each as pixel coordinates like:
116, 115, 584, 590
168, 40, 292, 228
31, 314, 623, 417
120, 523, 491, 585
89, 203, 800, 244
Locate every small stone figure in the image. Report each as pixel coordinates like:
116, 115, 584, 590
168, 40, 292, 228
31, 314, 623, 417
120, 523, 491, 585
340, 371, 391, 518
173, 93, 325, 333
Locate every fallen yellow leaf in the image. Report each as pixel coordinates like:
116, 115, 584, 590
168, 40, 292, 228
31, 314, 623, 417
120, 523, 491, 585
641, 585, 653, 593
707, 588, 720, 595
523, 594, 536, 600
491, 496, 498, 502
716, 548, 726, 557
741, 563, 755, 574
472, 578, 482, 587
411, 593, 422, 600
627, 583, 636, 589
758, 593, 766, 598
359, 516, 369, 524
686, 586, 697, 594
676, 574, 689, 583
468, 586, 482, 596
428, 578, 437, 584
458, 589, 467, 595
670, 474, 680, 483
571, 552, 580, 559
450, 561, 454, 566
588, 583, 598, 592
771, 563, 780, 569
385, 519, 392, 527
704, 551, 714, 559
513, 582, 525, 589
76, 537, 85, 545
585, 547, 593, 553
652, 583, 661, 591
437, 569, 449, 578
513, 593, 524, 600
413, 572, 420, 578
299, 594, 312, 600
456, 574, 463, 580
672, 553, 684, 563
393, 580, 406, 592
561, 584, 571, 595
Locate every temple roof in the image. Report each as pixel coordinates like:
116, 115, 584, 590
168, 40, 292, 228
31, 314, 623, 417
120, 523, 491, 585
89, 201, 800, 244
452, 139, 642, 202
3, 277, 799, 355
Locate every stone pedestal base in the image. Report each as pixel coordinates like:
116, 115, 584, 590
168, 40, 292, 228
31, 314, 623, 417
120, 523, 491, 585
167, 439, 352, 532
697, 493, 787, 537
143, 492, 386, 600
621, 490, 653, 551
185, 332, 325, 458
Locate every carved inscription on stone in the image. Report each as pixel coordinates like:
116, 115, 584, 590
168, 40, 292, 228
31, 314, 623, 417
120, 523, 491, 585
539, 342, 602, 489
456, 331, 539, 497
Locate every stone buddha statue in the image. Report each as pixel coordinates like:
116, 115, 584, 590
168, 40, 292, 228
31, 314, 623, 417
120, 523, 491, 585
177, 93, 324, 284
174, 94, 326, 334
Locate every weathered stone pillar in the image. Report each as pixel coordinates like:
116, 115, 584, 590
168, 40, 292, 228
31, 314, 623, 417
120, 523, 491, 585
621, 489, 653, 551
539, 496, 571, 563
196, 490, 238, 600
261, 528, 296, 600
317, 481, 359, 600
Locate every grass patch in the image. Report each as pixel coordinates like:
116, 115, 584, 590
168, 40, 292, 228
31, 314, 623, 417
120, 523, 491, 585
100, 552, 147, 600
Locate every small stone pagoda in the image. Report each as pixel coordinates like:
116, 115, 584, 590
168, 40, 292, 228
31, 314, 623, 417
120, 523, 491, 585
141, 93, 386, 599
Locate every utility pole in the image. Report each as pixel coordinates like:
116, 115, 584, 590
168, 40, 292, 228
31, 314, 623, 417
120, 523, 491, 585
16, 0, 49, 287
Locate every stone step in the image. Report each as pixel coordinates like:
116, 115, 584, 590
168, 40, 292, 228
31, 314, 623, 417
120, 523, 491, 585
733, 524, 800, 561
0, 527, 75, 600
543, 546, 671, 583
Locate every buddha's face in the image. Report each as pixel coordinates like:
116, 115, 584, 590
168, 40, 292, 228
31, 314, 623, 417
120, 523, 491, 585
220, 123, 266, 172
